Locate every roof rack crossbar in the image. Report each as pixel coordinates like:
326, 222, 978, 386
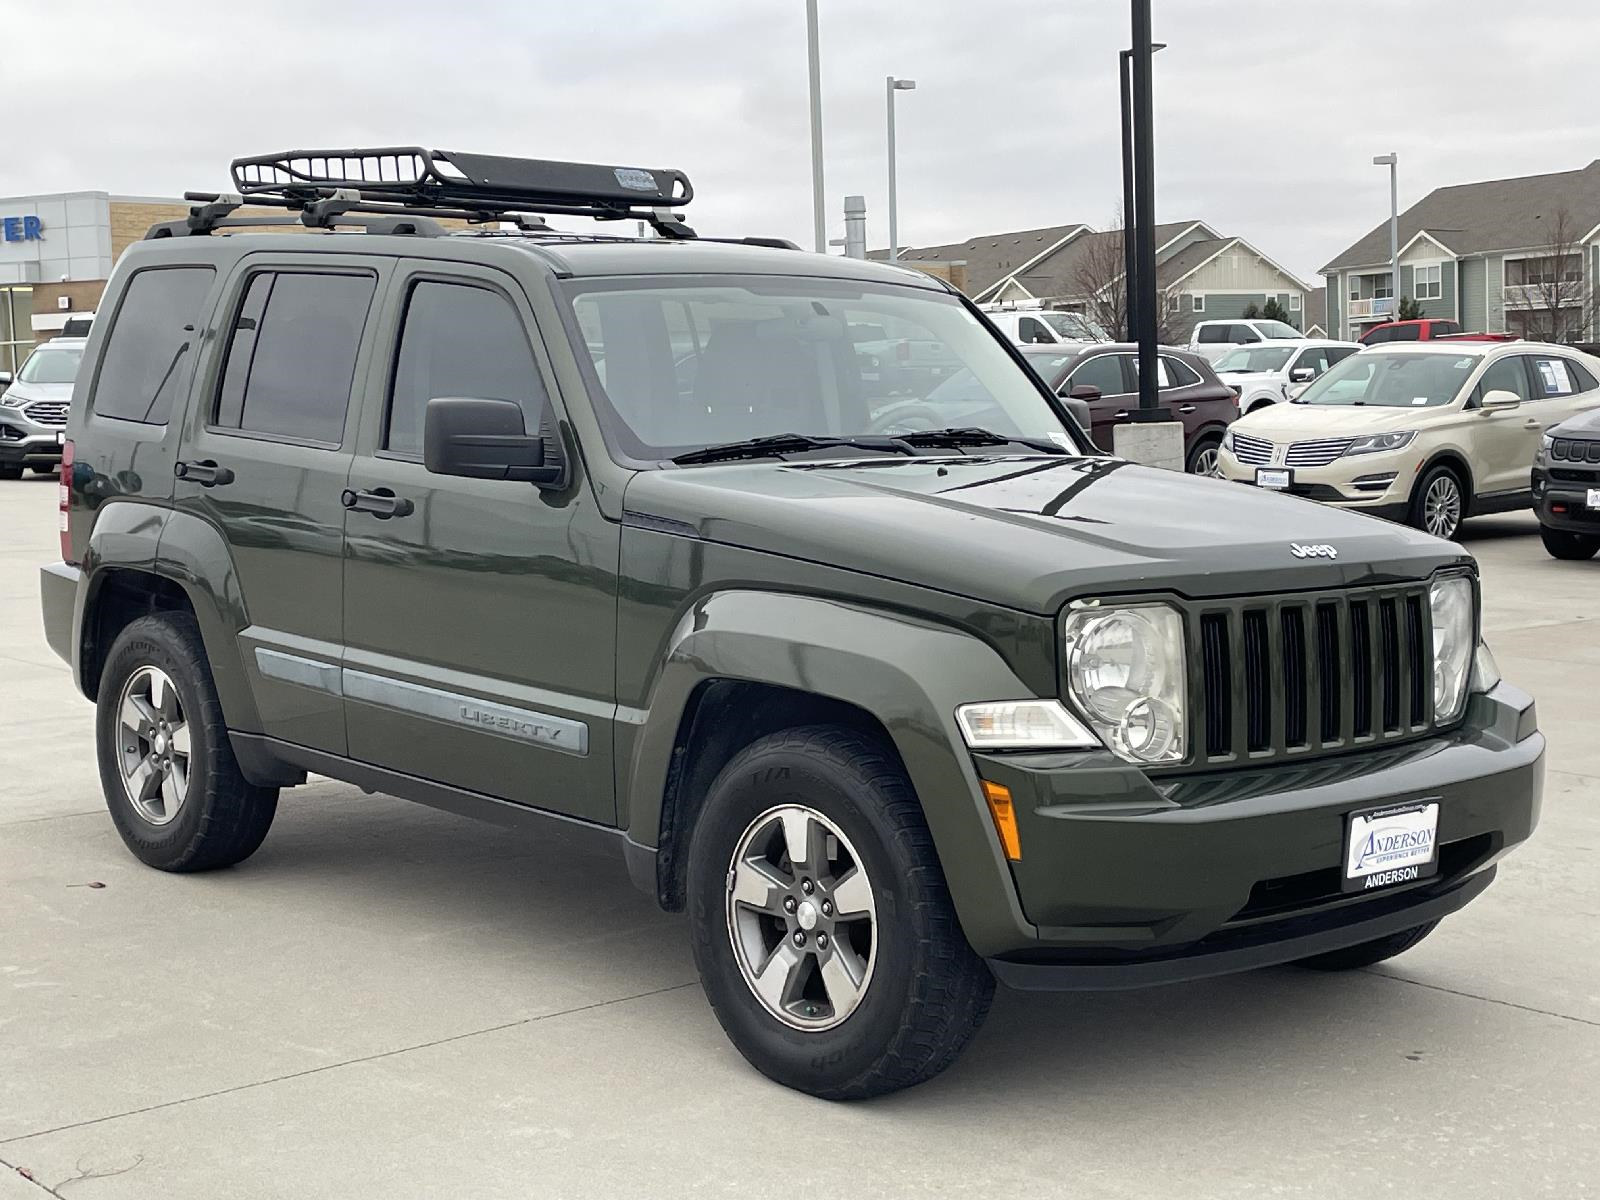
225, 146, 697, 238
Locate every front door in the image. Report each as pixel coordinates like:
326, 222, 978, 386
1470, 354, 1539, 496
340, 262, 619, 824
171, 255, 387, 755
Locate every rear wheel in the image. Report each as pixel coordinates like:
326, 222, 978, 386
1186, 435, 1223, 477
1293, 921, 1439, 971
0, 465, 22, 480
30, 463, 58, 475
1408, 465, 1465, 540
1540, 524, 1600, 560
96, 613, 278, 872
687, 726, 994, 1100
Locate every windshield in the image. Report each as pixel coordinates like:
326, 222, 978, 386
17, 346, 82, 385
1297, 351, 1481, 408
564, 276, 1084, 463
1214, 346, 1295, 373
1038, 312, 1102, 342
1257, 320, 1303, 340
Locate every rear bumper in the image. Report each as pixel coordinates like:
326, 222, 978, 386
39, 561, 81, 677
972, 682, 1542, 988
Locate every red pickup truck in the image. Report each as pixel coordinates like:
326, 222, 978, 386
1359, 319, 1518, 345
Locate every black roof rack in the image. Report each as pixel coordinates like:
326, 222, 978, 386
146, 146, 700, 240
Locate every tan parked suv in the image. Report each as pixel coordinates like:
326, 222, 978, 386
1216, 341, 1600, 538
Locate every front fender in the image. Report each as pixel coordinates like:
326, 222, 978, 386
621, 590, 1040, 957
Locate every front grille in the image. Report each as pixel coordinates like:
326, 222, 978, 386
22, 401, 69, 425
1229, 432, 1273, 465
1551, 437, 1600, 463
1192, 584, 1434, 766
1285, 438, 1354, 467
1550, 465, 1600, 483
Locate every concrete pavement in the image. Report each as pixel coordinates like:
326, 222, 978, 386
1, 472, 1596, 1198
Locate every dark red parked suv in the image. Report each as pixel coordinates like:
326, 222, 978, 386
1019, 344, 1237, 474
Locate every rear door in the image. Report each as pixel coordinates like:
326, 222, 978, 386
171, 254, 388, 755
1152, 353, 1233, 453
339, 260, 619, 824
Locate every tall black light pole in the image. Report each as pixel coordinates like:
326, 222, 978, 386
1130, 0, 1160, 418
1119, 42, 1164, 343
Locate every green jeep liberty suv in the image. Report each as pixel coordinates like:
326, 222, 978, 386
39, 150, 1543, 1099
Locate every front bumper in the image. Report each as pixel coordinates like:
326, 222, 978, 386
1533, 464, 1600, 533
0, 412, 65, 467
972, 682, 1542, 988
1216, 443, 1416, 521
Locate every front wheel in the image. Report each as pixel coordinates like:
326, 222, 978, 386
687, 726, 994, 1100
1540, 524, 1600, 560
1292, 921, 1439, 971
1409, 465, 1465, 540
1186, 435, 1223, 477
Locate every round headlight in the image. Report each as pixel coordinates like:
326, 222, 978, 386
1068, 610, 1171, 721
1113, 696, 1182, 762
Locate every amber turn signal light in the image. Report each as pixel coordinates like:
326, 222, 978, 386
981, 780, 1021, 862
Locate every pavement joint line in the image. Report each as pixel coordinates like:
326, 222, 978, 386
0, 1152, 65, 1198
0, 980, 699, 1147
0, 810, 105, 829
1363, 968, 1600, 1028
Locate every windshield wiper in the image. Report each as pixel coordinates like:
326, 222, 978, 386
670, 432, 915, 465
895, 426, 1071, 455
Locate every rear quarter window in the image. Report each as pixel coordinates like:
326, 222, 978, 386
90, 266, 216, 424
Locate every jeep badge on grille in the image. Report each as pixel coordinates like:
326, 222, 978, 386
1290, 543, 1337, 559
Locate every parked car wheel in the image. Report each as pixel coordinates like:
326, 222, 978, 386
0, 465, 22, 480
687, 725, 994, 1100
1409, 464, 1465, 540
1186, 435, 1223, 477
96, 613, 279, 872
30, 464, 58, 475
1539, 525, 1600, 560
1291, 921, 1439, 971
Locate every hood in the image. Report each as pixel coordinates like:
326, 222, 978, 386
1236, 401, 1442, 440
1553, 406, 1600, 438
623, 456, 1468, 614
1, 379, 73, 406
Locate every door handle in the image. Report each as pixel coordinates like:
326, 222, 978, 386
1114, 411, 1130, 420
1177, 403, 1197, 414
174, 459, 234, 487
1524, 419, 1542, 429
341, 487, 414, 519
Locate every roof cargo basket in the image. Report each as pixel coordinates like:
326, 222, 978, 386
148, 146, 698, 239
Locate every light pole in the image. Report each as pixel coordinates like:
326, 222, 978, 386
1119, 42, 1164, 339
886, 76, 916, 261
1373, 152, 1399, 325
1130, 0, 1159, 418
806, 0, 826, 253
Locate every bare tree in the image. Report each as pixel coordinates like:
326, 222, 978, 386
1504, 207, 1597, 342
1070, 217, 1183, 342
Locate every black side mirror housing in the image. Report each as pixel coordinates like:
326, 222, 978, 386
423, 397, 564, 486
1068, 383, 1102, 401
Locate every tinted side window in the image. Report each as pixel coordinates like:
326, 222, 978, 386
387, 281, 548, 457
1476, 356, 1532, 404
1569, 360, 1599, 392
1326, 347, 1360, 366
214, 272, 376, 445
1389, 324, 1422, 341
1068, 353, 1127, 395
1231, 325, 1260, 343
1197, 324, 1229, 344
1018, 316, 1051, 344
1160, 356, 1199, 387
1435, 321, 1462, 336
91, 267, 215, 424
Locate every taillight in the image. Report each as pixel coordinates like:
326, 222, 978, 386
59, 438, 75, 563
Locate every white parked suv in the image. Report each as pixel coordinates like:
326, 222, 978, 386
1212, 339, 1363, 413
984, 306, 1108, 347
1187, 318, 1306, 362
1216, 341, 1600, 539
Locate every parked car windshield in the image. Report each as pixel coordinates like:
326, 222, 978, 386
1297, 350, 1482, 408
1214, 346, 1295, 373
16, 346, 83, 385
1257, 320, 1303, 340
564, 276, 1084, 463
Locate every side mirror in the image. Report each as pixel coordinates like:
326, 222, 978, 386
423, 397, 564, 486
1067, 384, 1102, 401
1479, 388, 1522, 411
1288, 366, 1315, 383
0, 370, 12, 387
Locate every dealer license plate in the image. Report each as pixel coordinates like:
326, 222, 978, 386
1256, 467, 1292, 490
1343, 801, 1440, 893
1587, 487, 1600, 509
56, 431, 65, 445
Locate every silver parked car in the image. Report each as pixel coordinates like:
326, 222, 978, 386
0, 337, 83, 478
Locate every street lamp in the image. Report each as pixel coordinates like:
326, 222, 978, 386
886, 76, 916, 261
1373, 152, 1399, 326
806, 0, 825, 253
1119, 42, 1165, 337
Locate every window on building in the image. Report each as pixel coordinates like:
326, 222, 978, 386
1505, 254, 1583, 287
0, 286, 34, 376
387, 281, 549, 458
1289, 293, 1302, 312
214, 271, 375, 444
1191, 294, 1205, 313
1372, 278, 1394, 301
1506, 308, 1587, 343
92, 267, 216, 425
1414, 263, 1442, 300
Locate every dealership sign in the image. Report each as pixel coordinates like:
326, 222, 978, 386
2, 216, 43, 242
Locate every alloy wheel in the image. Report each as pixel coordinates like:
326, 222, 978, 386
1424, 474, 1462, 538
725, 804, 877, 1031
1192, 446, 1221, 477
116, 665, 191, 826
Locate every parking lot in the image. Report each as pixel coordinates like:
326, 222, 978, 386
1, 470, 1596, 1199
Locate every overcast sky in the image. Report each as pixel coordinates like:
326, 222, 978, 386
10, 1, 1600, 283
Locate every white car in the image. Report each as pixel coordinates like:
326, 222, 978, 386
1212, 339, 1363, 413
1216, 341, 1600, 539
984, 307, 1108, 347
1187, 318, 1306, 362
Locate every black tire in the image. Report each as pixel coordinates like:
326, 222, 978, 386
1540, 524, 1600, 560
96, 612, 278, 872
1293, 920, 1439, 971
687, 725, 994, 1100
0, 465, 22, 480
1186, 435, 1223, 476
1408, 464, 1466, 540
30, 463, 59, 475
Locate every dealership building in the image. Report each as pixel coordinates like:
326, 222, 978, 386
0, 192, 201, 372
